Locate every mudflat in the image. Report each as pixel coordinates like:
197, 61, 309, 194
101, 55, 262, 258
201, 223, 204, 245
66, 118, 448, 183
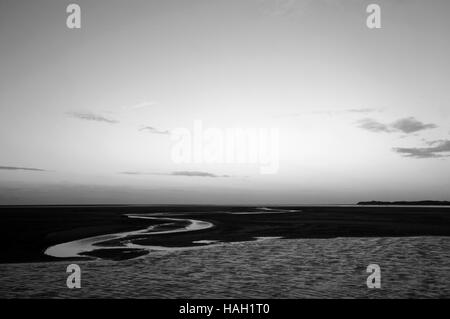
1, 205, 450, 263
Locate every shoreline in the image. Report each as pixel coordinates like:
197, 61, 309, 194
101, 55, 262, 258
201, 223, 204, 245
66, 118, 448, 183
1, 205, 450, 263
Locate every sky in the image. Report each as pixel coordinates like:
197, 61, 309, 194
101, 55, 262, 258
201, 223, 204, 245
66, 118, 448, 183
0, 0, 449, 205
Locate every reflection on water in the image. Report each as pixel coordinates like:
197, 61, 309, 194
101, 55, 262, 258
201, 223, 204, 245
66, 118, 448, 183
1, 236, 450, 298
44, 215, 214, 258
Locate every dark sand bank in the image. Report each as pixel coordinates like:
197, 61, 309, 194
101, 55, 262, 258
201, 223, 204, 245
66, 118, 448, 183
358, 200, 450, 206
80, 248, 150, 261
1, 205, 450, 263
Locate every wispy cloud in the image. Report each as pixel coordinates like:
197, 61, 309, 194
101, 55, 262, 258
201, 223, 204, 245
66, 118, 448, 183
357, 117, 437, 134
393, 140, 450, 158
68, 112, 119, 124
0, 166, 47, 172
171, 171, 230, 178
120, 171, 230, 178
356, 118, 392, 133
390, 117, 437, 134
139, 126, 170, 135
346, 108, 379, 114
124, 101, 156, 110
277, 107, 380, 118
314, 108, 380, 116
120, 171, 149, 176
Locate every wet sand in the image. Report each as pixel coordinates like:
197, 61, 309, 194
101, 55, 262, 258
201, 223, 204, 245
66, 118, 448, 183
1, 205, 450, 263
44, 215, 214, 260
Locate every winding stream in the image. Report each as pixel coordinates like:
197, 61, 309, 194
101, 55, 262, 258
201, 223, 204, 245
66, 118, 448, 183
44, 215, 214, 258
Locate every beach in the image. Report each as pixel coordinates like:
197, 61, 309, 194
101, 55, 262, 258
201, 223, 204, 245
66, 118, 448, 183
1, 205, 450, 298
1, 205, 450, 263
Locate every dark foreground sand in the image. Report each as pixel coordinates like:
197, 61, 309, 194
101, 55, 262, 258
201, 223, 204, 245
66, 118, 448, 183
1, 205, 450, 263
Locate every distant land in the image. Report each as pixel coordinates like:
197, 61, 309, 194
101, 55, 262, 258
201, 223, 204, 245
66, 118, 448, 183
357, 201, 450, 206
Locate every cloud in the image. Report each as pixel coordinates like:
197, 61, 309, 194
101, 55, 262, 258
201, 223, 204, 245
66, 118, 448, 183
171, 171, 230, 178
120, 171, 230, 178
120, 172, 146, 175
124, 101, 156, 110
139, 126, 170, 135
393, 140, 450, 158
357, 117, 437, 134
313, 108, 380, 116
356, 118, 392, 132
346, 108, 379, 114
276, 107, 380, 118
390, 117, 437, 133
0, 166, 47, 172
426, 139, 448, 146
68, 112, 119, 124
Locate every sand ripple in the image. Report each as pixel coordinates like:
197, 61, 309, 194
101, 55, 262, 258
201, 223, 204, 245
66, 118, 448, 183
1, 236, 450, 298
